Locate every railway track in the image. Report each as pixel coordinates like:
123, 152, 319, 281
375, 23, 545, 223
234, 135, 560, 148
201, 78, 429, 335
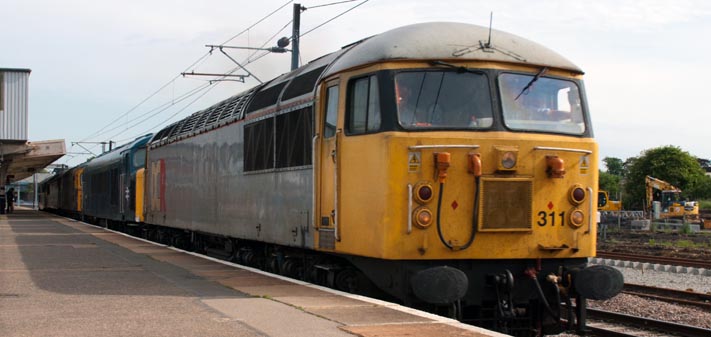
622, 283, 711, 310
596, 251, 711, 269
585, 308, 711, 337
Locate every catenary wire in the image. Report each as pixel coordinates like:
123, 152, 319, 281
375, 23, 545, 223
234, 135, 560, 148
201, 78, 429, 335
78, 0, 370, 153
78, 52, 212, 143
300, 0, 370, 37
61, 0, 363, 165
117, 81, 220, 142
246, 20, 293, 63
307, 0, 359, 10
86, 81, 213, 143
220, 0, 293, 46
114, 45, 275, 143
116, 18, 292, 142
67, 81, 215, 162
108, 83, 214, 142
79, 1, 293, 143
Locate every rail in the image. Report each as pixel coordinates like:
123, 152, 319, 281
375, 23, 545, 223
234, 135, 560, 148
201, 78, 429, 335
586, 308, 711, 337
622, 283, 711, 310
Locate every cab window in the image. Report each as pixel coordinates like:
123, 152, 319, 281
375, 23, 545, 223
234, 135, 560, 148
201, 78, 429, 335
395, 71, 493, 129
133, 148, 146, 169
499, 73, 585, 135
347, 75, 381, 135
324, 85, 339, 138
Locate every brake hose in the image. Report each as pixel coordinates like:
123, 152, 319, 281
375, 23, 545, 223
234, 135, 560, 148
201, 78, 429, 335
435, 176, 480, 250
531, 276, 560, 321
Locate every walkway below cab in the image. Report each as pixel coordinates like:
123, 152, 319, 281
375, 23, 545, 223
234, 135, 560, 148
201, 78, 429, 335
0, 208, 503, 337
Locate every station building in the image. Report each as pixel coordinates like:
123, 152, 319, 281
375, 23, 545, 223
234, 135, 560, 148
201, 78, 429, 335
1, 68, 65, 208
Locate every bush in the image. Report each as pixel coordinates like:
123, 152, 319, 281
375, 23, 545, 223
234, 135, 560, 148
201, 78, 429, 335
675, 240, 695, 248
698, 199, 711, 210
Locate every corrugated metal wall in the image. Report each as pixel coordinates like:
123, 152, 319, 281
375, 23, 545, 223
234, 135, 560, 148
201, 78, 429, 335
0, 70, 30, 141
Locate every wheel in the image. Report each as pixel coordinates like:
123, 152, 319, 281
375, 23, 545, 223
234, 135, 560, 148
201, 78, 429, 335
335, 268, 359, 293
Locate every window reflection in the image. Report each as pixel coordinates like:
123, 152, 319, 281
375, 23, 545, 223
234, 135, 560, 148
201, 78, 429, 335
395, 71, 492, 129
499, 73, 585, 135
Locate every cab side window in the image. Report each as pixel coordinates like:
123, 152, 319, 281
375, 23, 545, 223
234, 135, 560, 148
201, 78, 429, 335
324, 85, 339, 138
347, 75, 381, 135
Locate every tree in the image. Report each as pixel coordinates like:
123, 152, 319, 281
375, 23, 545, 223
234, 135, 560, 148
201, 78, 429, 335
603, 157, 625, 176
687, 173, 711, 200
599, 170, 621, 197
623, 146, 707, 209
598, 157, 624, 201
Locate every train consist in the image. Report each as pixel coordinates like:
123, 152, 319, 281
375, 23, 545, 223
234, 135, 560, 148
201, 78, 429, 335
41, 22, 623, 336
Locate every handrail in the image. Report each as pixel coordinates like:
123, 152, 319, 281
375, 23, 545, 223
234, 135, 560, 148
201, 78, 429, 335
407, 184, 413, 234
408, 145, 480, 150
534, 146, 592, 155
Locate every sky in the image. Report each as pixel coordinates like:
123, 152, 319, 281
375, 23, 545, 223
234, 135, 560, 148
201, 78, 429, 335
2, 0, 710, 169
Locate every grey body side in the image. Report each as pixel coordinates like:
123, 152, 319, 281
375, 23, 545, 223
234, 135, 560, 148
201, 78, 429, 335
144, 120, 314, 249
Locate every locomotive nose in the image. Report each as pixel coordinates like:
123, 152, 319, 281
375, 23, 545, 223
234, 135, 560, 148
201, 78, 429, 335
572, 264, 624, 300
410, 266, 468, 305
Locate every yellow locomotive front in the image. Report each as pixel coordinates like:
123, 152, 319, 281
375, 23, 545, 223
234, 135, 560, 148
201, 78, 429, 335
329, 64, 598, 259
313, 23, 622, 335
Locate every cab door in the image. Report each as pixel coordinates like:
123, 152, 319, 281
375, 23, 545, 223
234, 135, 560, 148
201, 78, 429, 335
75, 168, 84, 213
317, 81, 341, 248
120, 153, 129, 219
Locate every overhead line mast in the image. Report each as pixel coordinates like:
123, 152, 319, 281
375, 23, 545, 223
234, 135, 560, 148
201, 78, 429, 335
291, 3, 303, 70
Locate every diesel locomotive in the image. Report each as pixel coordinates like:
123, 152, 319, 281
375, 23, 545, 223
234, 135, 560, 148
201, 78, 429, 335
41, 22, 623, 336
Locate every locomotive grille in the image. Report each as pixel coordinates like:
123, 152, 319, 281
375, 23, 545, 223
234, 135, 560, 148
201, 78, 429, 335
318, 229, 336, 249
479, 178, 533, 231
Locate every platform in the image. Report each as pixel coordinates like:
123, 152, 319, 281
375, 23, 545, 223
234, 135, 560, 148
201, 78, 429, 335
0, 209, 505, 337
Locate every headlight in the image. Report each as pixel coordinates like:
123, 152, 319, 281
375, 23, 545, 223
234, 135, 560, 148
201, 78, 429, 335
569, 209, 585, 227
413, 207, 433, 229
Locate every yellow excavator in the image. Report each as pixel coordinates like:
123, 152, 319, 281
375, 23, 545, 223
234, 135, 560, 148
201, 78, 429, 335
645, 175, 700, 222
598, 190, 622, 211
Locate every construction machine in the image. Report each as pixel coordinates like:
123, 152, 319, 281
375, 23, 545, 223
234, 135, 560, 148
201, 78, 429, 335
645, 175, 700, 222
598, 190, 622, 211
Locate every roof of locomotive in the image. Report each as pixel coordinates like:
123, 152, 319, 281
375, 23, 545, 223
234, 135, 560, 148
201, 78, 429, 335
324, 22, 583, 76
83, 134, 152, 172
148, 22, 583, 148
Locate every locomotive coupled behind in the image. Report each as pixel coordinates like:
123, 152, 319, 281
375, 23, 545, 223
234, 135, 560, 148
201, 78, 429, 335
41, 22, 623, 336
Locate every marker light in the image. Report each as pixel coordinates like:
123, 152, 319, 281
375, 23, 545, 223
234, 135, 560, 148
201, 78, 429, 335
435, 152, 451, 183
468, 152, 482, 176
414, 182, 434, 204
546, 156, 565, 178
569, 210, 585, 227
413, 207, 433, 229
569, 185, 586, 205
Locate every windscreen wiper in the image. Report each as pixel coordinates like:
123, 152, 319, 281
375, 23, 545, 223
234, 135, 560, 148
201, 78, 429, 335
515, 67, 548, 100
429, 60, 483, 74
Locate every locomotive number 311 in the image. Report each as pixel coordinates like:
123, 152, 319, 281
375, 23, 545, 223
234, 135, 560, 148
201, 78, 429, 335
537, 211, 565, 227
